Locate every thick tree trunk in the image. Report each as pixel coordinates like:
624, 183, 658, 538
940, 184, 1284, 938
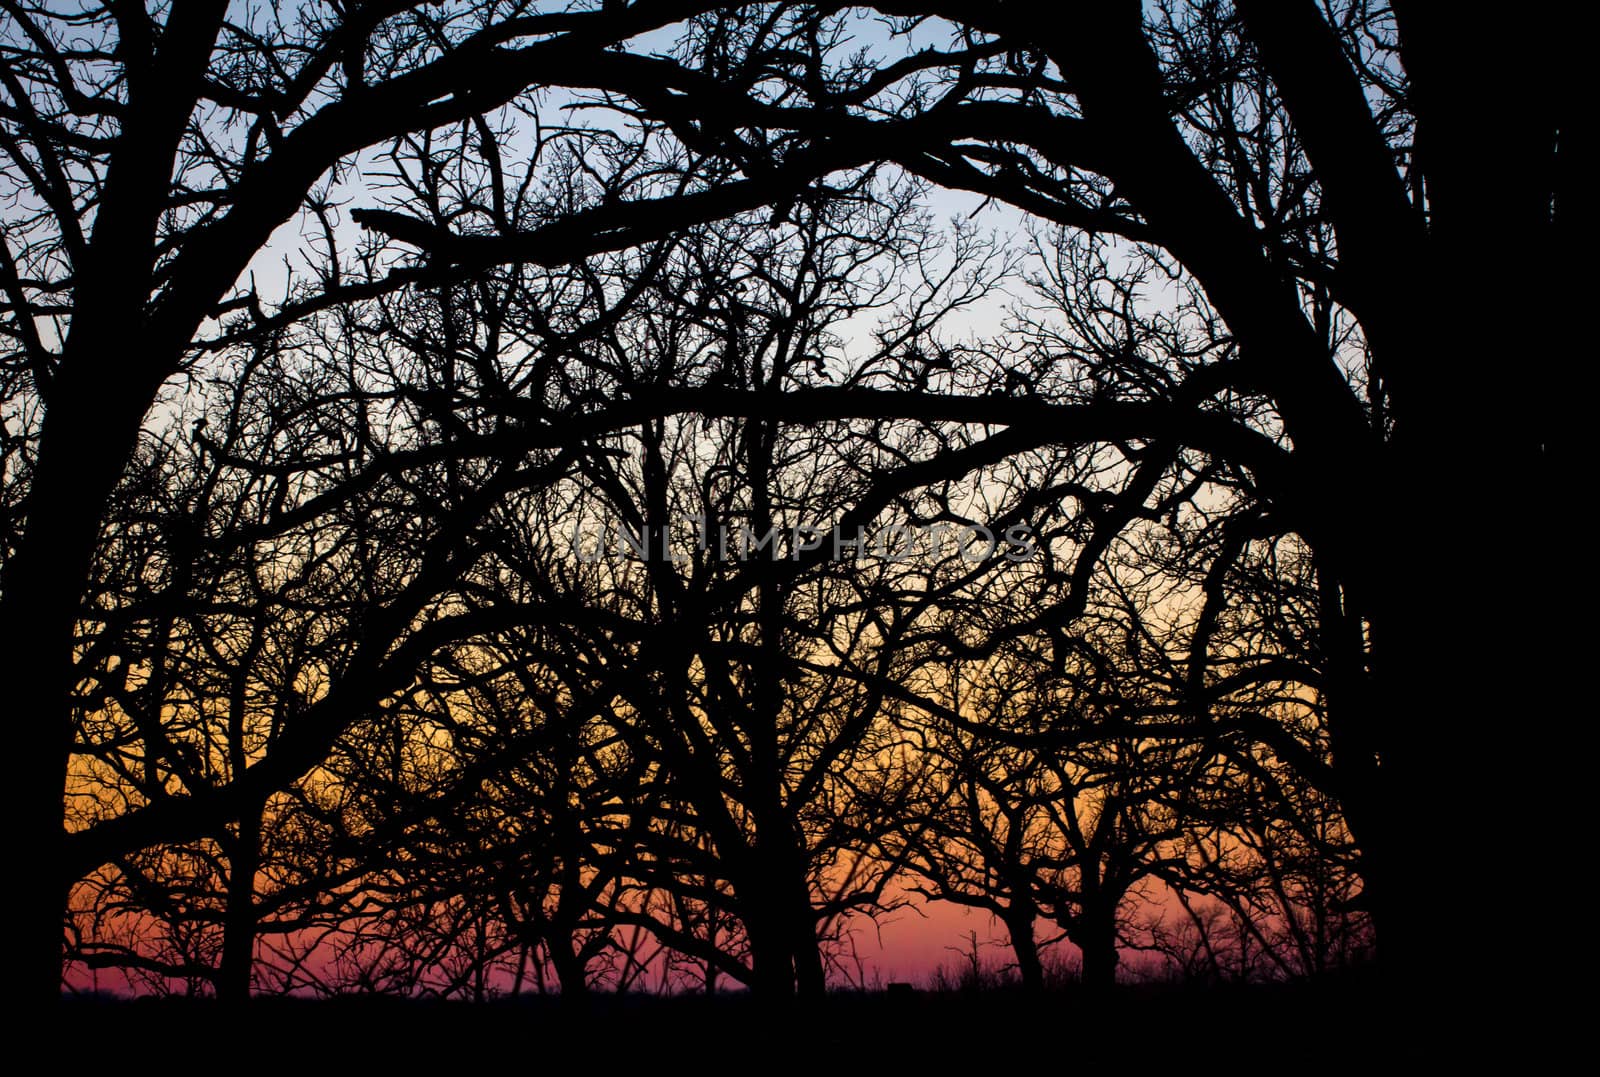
739, 847, 823, 1001
1345, 403, 1548, 1023
789, 881, 825, 1001
548, 935, 590, 998
1367, 526, 1502, 982
2, 346, 159, 1005
1376, 7, 1563, 1016
744, 901, 795, 998
1076, 903, 1120, 992
217, 809, 262, 1003
3, 665, 70, 1006
1004, 912, 1044, 992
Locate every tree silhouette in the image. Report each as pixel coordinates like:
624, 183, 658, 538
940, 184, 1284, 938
5, 2, 1573, 1009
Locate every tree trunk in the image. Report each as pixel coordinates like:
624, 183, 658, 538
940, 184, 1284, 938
1, 345, 159, 1005
549, 935, 590, 998
790, 880, 825, 1001
1361, 11, 1563, 1008
217, 807, 262, 1003
1077, 903, 1120, 992
738, 847, 824, 1000
743, 901, 795, 999
1366, 540, 1494, 988
1004, 912, 1044, 992
1345, 406, 1548, 1023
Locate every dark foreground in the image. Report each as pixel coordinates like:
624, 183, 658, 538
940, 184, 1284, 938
43, 972, 1489, 1069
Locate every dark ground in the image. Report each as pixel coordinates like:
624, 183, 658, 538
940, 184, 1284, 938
44, 971, 1486, 1070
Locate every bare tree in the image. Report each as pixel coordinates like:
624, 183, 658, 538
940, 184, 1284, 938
500, 2, 1568, 988
11, 2, 1570, 1005
0, 1, 899, 996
